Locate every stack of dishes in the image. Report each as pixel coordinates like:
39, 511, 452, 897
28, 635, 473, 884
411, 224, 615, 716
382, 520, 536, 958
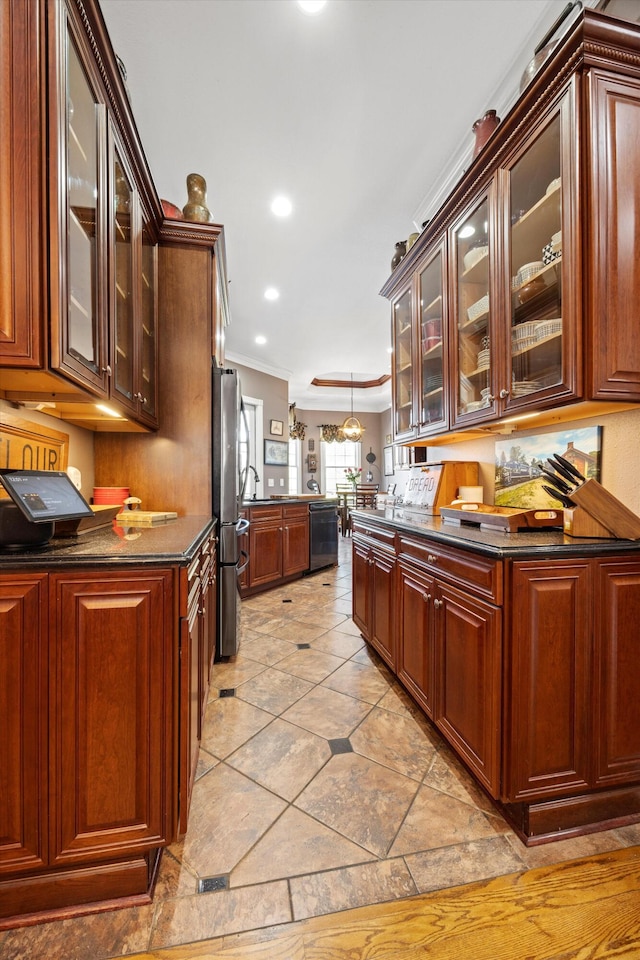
516, 261, 544, 286
535, 318, 562, 340
512, 380, 542, 397
476, 347, 490, 370
425, 374, 443, 392
467, 294, 489, 322
512, 321, 540, 351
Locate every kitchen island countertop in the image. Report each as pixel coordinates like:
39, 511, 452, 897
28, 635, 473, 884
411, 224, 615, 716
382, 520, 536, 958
350, 506, 640, 559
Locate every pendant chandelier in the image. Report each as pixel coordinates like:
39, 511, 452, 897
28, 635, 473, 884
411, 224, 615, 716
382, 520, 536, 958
342, 373, 364, 442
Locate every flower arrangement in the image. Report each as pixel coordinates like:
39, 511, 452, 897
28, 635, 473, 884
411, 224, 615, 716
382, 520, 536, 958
344, 467, 362, 485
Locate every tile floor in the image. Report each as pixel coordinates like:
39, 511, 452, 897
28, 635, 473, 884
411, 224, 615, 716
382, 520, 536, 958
3, 536, 640, 959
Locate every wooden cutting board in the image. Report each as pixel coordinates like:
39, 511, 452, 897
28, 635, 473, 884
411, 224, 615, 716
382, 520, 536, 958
439, 503, 563, 531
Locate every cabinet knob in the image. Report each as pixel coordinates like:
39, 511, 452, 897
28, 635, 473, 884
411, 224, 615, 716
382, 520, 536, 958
427, 553, 437, 564
101, 364, 112, 376
369, 557, 374, 565
423, 592, 431, 603
434, 598, 443, 609
499, 388, 510, 399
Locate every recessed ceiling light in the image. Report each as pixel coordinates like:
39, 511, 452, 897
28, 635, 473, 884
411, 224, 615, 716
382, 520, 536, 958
271, 195, 293, 217
255, 335, 267, 345
297, 0, 327, 14
264, 287, 279, 301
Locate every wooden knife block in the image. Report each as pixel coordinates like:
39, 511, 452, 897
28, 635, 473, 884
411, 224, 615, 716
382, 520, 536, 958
564, 479, 640, 540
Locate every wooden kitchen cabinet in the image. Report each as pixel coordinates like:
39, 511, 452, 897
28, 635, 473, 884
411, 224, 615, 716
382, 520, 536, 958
383, 12, 640, 443
240, 502, 310, 596
50, 570, 173, 865
351, 519, 396, 670
0, 575, 48, 876
1, 0, 160, 431
397, 561, 436, 718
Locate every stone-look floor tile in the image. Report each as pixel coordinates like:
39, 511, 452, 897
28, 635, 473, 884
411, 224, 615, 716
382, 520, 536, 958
200, 695, 274, 759
377, 681, 433, 720
322, 659, 393, 705
289, 608, 352, 630
227, 718, 331, 801
405, 835, 526, 893
235, 667, 313, 715
238, 632, 298, 666
319, 598, 353, 617
310, 629, 364, 658
295, 753, 420, 857
282, 685, 372, 739
194, 747, 218, 781
425, 750, 500, 816
268, 620, 333, 646
350, 706, 438, 781
209, 655, 266, 691
331, 617, 362, 638
181, 763, 286, 878
290, 857, 418, 921
153, 848, 200, 900
503, 827, 634, 870
149, 881, 291, 949
389, 784, 501, 857
0, 904, 155, 960
275, 646, 345, 683
231, 806, 376, 886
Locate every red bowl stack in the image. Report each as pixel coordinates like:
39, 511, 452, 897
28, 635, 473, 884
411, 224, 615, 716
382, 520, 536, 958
92, 486, 130, 506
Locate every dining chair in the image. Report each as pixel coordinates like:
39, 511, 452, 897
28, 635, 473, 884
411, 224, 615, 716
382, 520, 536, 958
354, 482, 379, 508
335, 483, 356, 536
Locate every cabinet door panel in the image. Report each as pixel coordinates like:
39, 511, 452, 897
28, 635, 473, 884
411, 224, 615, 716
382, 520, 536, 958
398, 564, 436, 718
0, 576, 48, 874
0, 0, 43, 365
249, 521, 282, 587
594, 561, 640, 786
50, 571, 173, 864
283, 517, 309, 577
508, 561, 591, 801
352, 540, 371, 639
370, 550, 396, 669
588, 71, 640, 399
436, 583, 502, 797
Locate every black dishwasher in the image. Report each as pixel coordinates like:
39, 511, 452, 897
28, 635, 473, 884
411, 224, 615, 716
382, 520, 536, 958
308, 500, 339, 571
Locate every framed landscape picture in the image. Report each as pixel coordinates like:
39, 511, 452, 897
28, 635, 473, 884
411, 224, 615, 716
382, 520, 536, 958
495, 426, 602, 509
264, 439, 288, 466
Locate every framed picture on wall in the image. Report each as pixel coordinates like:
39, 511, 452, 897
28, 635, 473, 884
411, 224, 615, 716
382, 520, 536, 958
264, 439, 288, 466
383, 445, 394, 476
270, 419, 284, 436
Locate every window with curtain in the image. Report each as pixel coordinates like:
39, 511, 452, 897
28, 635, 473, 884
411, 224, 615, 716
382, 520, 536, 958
322, 441, 361, 496
288, 439, 300, 495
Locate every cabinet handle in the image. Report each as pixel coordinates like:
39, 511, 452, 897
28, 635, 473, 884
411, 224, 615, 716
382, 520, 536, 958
434, 598, 443, 609
499, 388, 510, 399
423, 592, 431, 603
101, 364, 112, 376
369, 558, 374, 565
427, 553, 437, 564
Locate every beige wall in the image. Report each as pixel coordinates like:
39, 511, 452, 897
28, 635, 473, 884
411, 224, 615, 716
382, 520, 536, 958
294, 407, 389, 493
0, 399, 96, 500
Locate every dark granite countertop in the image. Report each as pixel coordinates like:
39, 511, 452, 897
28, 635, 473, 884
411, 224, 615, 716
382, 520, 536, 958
0, 516, 215, 569
350, 507, 640, 560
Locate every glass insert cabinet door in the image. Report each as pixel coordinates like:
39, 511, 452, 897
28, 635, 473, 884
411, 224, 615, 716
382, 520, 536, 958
112, 144, 135, 406
139, 214, 158, 423
418, 248, 446, 432
392, 287, 414, 438
507, 112, 563, 403
61, 23, 107, 389
454, 196, 492, 419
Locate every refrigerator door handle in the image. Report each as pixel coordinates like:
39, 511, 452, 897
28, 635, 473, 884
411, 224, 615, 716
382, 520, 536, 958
236, 517, 250, 535
237, 549, 249, 575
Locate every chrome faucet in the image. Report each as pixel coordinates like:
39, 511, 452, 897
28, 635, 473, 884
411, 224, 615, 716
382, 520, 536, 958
247, 464, 261, 500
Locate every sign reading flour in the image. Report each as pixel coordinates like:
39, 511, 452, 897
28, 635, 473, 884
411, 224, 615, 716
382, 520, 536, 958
0, 412, 69, 474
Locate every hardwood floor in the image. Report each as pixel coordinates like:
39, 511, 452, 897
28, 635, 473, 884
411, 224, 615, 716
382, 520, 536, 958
128, 846, 640, 960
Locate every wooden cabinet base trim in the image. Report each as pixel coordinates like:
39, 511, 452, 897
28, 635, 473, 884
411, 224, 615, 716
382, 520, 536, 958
500, 786, 640, 846
0, 849, 160, 928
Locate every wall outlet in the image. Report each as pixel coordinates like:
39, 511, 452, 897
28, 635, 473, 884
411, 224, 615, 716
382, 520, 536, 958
268, 478, 274, 487
279, 478, 285, 486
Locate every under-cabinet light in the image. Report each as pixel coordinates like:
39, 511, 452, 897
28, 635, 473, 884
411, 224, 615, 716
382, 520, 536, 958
95, 404, 124, 418
500, 411, 541, 424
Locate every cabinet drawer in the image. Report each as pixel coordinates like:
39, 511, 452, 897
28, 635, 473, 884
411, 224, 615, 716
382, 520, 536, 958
283, 504, 309, 519
351, 519, 396, 551
398, 535, 502, 603
250, 505, 283, 522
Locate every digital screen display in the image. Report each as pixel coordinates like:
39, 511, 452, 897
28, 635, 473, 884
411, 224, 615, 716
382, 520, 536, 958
0, 470, 94, 524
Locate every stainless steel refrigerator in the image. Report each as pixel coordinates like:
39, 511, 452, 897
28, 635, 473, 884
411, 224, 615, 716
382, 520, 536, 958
212, 366, 249, 658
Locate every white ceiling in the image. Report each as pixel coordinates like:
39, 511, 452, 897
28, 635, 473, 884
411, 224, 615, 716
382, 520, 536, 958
100, 0, 573, 413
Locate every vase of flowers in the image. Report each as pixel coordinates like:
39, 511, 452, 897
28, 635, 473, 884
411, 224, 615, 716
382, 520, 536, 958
344, 467, 362, 487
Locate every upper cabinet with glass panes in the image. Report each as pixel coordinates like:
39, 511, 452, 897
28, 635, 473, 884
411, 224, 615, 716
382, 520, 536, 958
382, 10, 640, 443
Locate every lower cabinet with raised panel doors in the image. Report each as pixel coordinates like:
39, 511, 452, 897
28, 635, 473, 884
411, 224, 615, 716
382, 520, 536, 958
351, 510, 640, 844
0, 518, 215, 927
240, 501, 310, 597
